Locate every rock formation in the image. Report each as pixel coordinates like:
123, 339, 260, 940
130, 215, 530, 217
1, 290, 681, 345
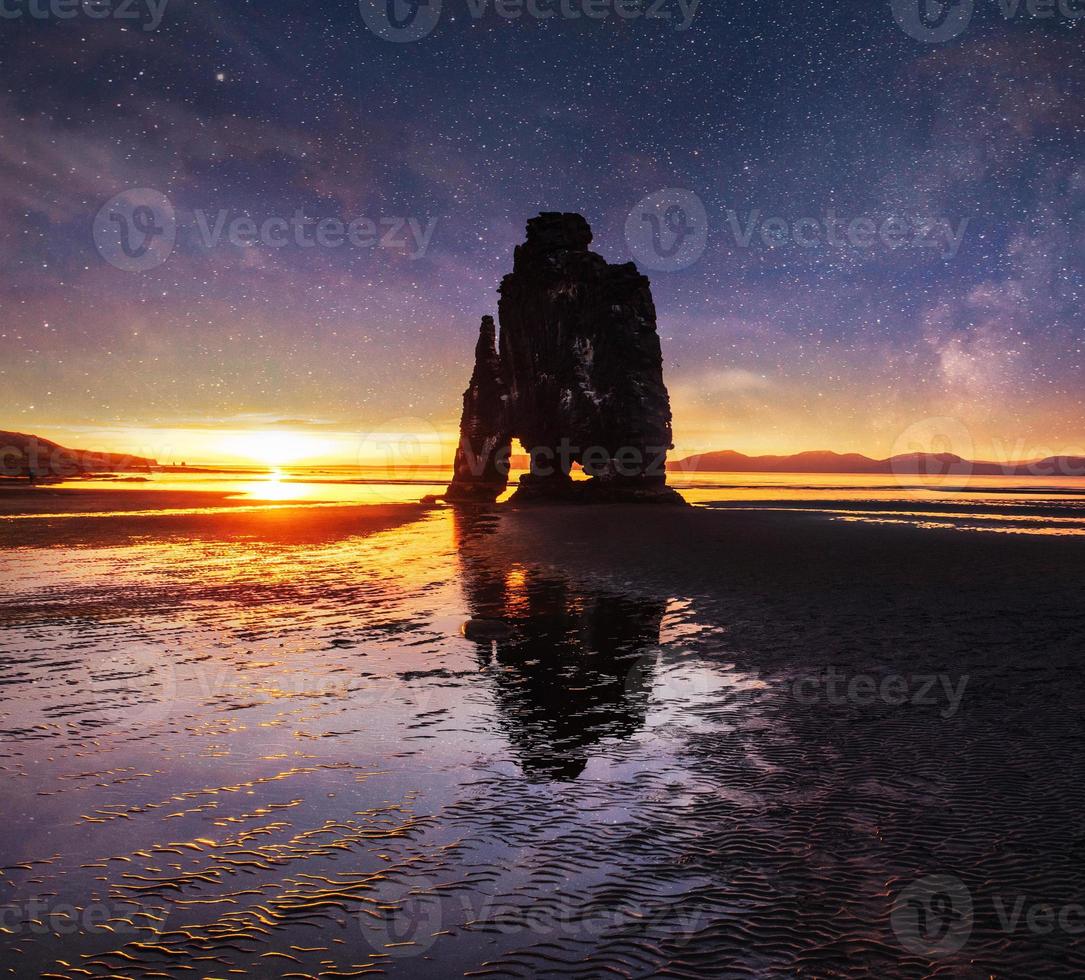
445, 316, 511, 503
444, 212, 684, 505
0, 430, 156, 480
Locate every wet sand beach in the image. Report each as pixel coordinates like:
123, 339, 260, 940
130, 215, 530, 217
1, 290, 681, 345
0, 486, 430, 547
2, 485, 1085, 977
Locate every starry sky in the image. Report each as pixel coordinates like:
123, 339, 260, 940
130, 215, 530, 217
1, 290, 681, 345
1, 0, 1083, 465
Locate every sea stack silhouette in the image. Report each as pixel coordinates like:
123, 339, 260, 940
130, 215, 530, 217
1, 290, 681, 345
444, 212, 684, 505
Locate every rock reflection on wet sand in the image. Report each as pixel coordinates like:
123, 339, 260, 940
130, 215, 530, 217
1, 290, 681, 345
2, 501, 1085, 977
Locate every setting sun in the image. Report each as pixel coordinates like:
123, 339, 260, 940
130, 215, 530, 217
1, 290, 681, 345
214, 430, 330, 467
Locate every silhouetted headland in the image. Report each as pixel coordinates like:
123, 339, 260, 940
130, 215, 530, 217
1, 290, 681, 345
674, 448, 1085, 477
0, 430, 156, 480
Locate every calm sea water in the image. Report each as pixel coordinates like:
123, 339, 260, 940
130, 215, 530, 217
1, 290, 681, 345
40, 464, 1085, 535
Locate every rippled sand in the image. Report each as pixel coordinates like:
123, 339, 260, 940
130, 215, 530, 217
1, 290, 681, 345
2, 493, 1085, 978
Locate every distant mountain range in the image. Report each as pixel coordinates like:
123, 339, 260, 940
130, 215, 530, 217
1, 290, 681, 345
4, 429, 1082, 481
671, 449, 1085, 478
0, 430, 156, 479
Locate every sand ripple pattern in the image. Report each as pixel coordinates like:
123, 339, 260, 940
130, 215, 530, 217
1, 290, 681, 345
1, 506, 1084, 977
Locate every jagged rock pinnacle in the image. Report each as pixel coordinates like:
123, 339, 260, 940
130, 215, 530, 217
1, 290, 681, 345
444, 213, 683, 505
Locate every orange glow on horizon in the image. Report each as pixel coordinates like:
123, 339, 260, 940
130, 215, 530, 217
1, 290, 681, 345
212, 430, 335, 467
19, 419, 1085, 471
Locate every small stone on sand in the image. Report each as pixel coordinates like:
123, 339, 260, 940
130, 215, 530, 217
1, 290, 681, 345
461, 618, 514, 641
